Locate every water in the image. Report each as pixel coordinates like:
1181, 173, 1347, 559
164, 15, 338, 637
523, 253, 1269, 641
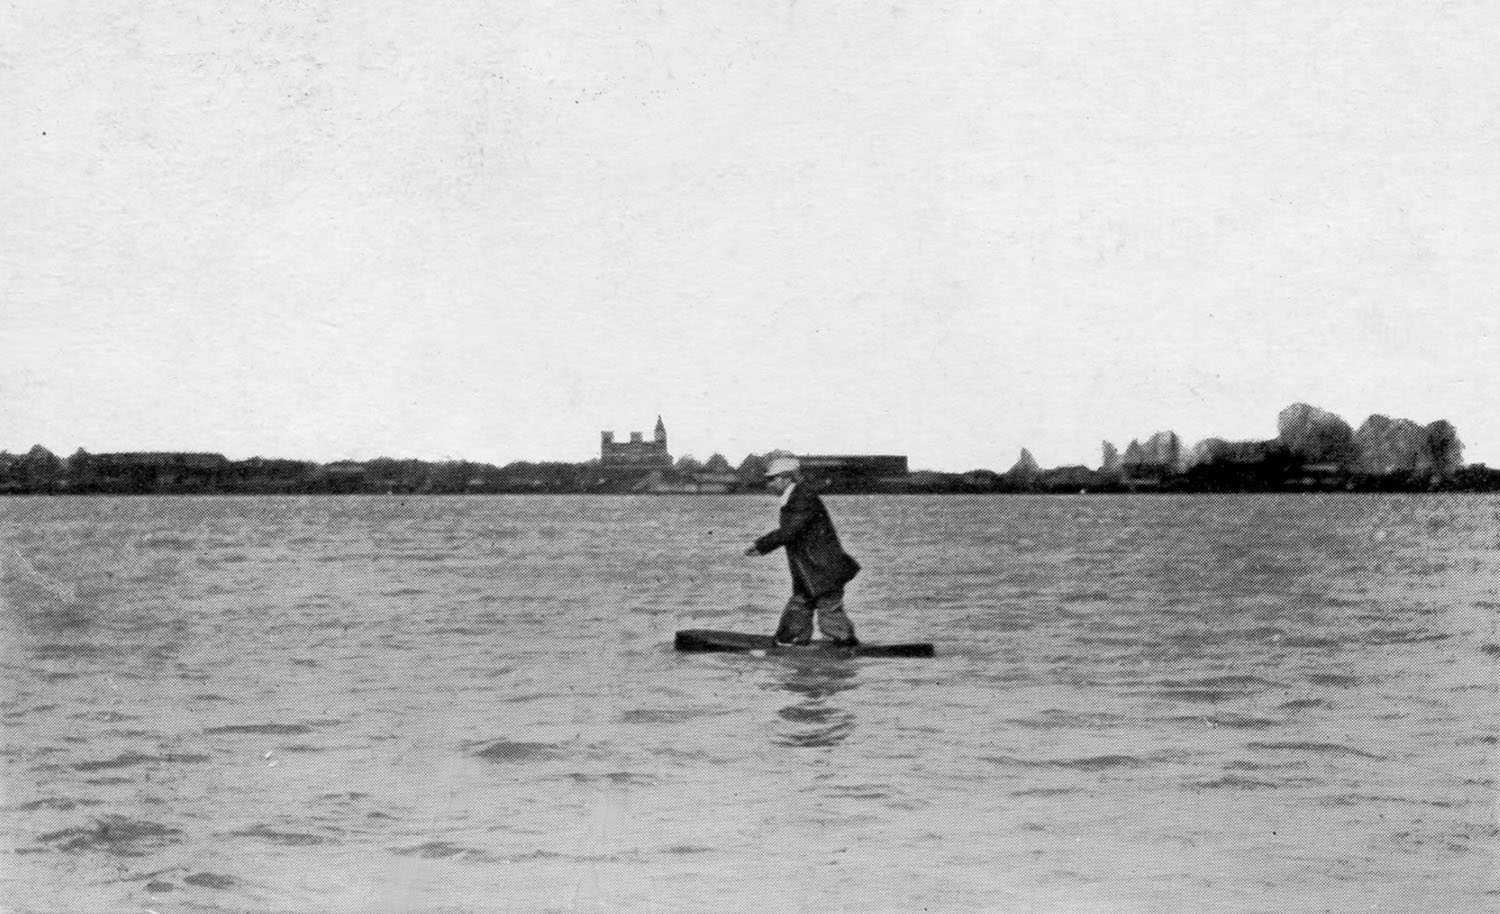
2, 493, 1497, 913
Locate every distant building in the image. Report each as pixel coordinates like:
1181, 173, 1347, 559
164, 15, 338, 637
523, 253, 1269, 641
77, 451, 231, 492
601, 416, 672, 476
797, 454, 909, 491
92, 452, 229, 470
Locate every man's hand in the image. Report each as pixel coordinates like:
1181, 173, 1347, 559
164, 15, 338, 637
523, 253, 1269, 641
743, 545, 759, 556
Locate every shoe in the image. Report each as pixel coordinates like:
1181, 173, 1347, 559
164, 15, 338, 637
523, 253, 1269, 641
774, 638, 810, 647
831, 637, 860, 648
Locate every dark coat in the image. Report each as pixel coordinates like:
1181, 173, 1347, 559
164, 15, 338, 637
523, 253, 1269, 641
754, 483, 860, 597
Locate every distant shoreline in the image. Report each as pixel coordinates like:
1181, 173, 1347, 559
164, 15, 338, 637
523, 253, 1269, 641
5, 425, 1499, 496
4, 478, 1499, 496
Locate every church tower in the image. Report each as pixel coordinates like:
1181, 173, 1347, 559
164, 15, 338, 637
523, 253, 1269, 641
654, 415, 667, 445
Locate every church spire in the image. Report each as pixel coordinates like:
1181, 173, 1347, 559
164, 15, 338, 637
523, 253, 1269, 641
654, 415, 667, 443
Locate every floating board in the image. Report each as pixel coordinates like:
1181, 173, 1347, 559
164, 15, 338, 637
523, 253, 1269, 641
674, 629, 934, 658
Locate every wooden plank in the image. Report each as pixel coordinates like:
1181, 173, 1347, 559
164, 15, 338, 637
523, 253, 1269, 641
674, 629, 934, 658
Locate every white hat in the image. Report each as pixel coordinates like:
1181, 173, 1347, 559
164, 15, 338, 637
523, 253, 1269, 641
765, 456, 801, 478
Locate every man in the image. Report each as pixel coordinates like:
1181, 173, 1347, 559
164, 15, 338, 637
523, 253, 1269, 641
744, 456, 861, 647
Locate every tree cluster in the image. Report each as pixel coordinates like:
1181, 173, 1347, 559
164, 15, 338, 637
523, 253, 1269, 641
1085, 403, 1480, 492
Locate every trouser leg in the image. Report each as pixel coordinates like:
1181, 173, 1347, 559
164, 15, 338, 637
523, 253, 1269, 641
814, 589, 856, 642
774, 594, 815, 644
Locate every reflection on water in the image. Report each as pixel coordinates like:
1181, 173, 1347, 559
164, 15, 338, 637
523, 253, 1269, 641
769, 656, 859, 748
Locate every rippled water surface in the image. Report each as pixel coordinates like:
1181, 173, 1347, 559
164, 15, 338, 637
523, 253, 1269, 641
2, 494, 1498, 913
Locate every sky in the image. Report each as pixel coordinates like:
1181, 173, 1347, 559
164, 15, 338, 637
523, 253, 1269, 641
4, 1, 1497, 471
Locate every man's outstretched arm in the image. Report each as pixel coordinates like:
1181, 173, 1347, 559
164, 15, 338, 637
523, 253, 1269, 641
749, 499, 818, 554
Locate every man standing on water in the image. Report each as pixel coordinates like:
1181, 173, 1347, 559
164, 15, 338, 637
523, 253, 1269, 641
744, 456, 861, 647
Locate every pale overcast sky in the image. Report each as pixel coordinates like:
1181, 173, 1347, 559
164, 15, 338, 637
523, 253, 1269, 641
4, 2, 1496, 470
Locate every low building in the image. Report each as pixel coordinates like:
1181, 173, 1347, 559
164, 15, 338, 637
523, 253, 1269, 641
797, 454, 909, 491
83, 452, 231, 490
92, 452, 229, 470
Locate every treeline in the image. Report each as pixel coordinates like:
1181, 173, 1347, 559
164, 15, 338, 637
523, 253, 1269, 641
904, 459, 1500, 494
944, 403, 1499, 493
0, 448, 777, 495
3, 403, 1498, 495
